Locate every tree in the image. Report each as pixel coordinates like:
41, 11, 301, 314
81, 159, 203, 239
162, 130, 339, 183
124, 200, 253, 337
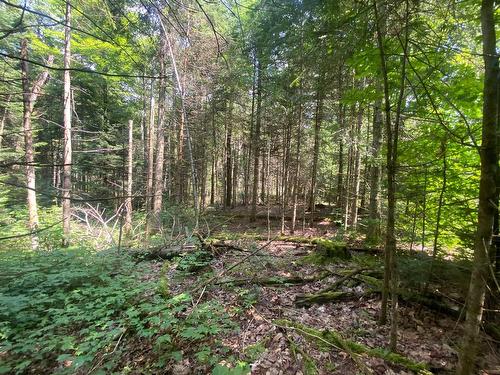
20, 39, 53, 250
375, 0, 410, 353
124, 119, 133, 236
151, 26, 167, 230
250, 55, 262, 222
457, 0, 498, 372
62, 0, 72, 247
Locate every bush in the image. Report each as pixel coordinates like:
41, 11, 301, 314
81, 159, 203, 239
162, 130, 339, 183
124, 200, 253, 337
0, 247, 236, 374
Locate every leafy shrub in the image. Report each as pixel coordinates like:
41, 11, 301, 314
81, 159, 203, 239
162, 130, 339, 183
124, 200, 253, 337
0, 247, 236, 374
176, 250, 213, 274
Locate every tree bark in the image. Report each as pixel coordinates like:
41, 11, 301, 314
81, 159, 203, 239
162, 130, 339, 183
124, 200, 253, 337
145, 86, 155, 234
20, 39, 53, 250
62, 1, 72, 247
309, 83, 323, 223
281, 115, 292, 234
375, 0, 409, 352
210, 102, 216, 206
336, 66, 345, 215
152, 30, 167, 230
251, 57, 262, 222
225, 102, 233, 208
0, 94, 10, 149
349, 103, 363, 229
291, 101, 303, 234
124, 120, 134, 236
162, 22, 199, 224
366, 97, 382, 243
245, 58, 257, 206
457, 0, 498, 373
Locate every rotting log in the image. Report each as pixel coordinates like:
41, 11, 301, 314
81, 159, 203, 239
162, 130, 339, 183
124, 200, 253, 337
217, 270, 332, 287
295, 291, 352, 307
321, 267, 369, 292
294, 271, 462, 319
208, 234, 383, 255
127, 244, 197, 260
275, 319, 431, 374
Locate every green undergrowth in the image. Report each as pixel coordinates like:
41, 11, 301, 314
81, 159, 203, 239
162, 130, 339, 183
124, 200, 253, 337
0, 247, 239, 374
276, 319, 431, 374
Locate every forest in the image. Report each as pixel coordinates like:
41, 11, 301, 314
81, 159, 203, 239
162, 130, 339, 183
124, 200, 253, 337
0, 0, 499, 373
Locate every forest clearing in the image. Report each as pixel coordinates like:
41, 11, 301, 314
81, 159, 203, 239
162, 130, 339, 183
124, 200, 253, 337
0, 0, 500, 373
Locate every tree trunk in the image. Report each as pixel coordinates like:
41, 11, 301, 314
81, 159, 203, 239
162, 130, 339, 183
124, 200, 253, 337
376, 0, 409, 353
141, 78, 148, 165
225, 103, 233, 208
422, 167, 428, 251
457, 0, 498, 373
291, 102, 303, 234
145, 87, 155, 234
20, 40, 53, 250
251, 57, 262, 222
309, 84, 323, 224
210, 103, 216, 206
366, 97, 382, 243
245, 60, 256, 206
281, 116, 292, 234
152, 31, 167, 230
349, 103, 363, 229
124, 120, 133, 236
62, 1, 72, 247
162, 24, 198, 224
0, 94, 10, 149
232, 140, 239, 207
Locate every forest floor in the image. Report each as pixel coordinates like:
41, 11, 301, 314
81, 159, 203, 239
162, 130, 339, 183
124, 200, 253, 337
3, 208, 499, 375
130, 211, 499, 375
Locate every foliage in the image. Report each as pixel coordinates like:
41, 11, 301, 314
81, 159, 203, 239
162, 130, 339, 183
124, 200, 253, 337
175, 250, 213, 274
0, 248, 236, 374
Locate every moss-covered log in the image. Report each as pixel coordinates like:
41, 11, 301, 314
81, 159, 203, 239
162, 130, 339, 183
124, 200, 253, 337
295, 291, 352, 307
217, 270, 332, 287
275, 319, 431, 374
313, 239, 352, 259
322, 267, 369, 292
127, 245, 188, 260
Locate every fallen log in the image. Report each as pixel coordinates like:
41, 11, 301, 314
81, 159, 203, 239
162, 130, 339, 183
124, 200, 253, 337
322, 267, 369, 292
217, 270, 333, 287
209, 234, 383, 255
295, 291, 353, 307
275, 319, 431, 374
294, 271, 462, 319
127, 245, 192, 260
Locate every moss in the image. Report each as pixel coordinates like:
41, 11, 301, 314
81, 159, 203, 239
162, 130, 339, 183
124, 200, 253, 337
295, 291, 350, 307
355, 274, 382, 289
312, 239, 351, 259
275, 319, 431, 374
